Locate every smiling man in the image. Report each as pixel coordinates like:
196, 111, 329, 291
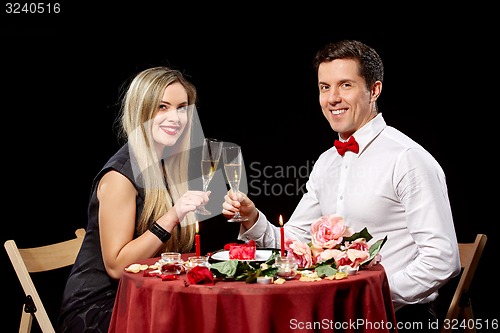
223, 39, 461, 332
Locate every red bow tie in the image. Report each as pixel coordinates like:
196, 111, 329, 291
334, 136, 359, 156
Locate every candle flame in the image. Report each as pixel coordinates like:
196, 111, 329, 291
279, 214, 283, 227
196, 221, 199, 234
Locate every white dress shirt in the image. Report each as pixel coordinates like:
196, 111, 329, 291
239, 113, 461, 310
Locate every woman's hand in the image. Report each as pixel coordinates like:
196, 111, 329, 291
174, 190, 210, 222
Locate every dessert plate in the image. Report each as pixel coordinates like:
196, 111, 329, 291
211, 250, 273, 262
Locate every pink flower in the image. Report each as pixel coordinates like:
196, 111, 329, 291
310, 243, 325, 263
345, 238, 369, 251
339, 239, 370, 267
310, 215, 354, 249
345, 249, 369, 268
335, 251, 352, 268
280, 215, 385, 272
285, 239, 314, 268
318, 248, 344, 262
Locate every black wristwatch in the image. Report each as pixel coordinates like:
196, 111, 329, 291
149, 222, 171, 243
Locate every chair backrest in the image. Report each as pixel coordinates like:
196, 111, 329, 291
4, 228, 86, 333
440, 233, 487, 333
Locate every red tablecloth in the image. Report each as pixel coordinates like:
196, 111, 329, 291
109, 254, 397, 333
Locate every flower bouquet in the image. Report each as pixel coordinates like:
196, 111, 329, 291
209, 214, 386, 282
286, 215, 387, 278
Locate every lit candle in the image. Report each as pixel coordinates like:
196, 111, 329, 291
279, 214, 285, 257
195, 221, 201, 256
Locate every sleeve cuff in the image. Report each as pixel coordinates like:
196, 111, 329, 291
238, 209, 269, 244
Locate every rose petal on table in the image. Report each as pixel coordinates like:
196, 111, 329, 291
143, 270, 159, 277
299, 276, 322, 282
300, 271, 319, 279
273, 278, 286, 284
125, 263, 152, 273
125, 263, 142, 273
325, 272, 348, 280
150, 262, 162, 270
158, 274, 179, 281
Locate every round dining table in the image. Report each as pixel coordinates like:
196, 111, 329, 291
108, 253, 397, 333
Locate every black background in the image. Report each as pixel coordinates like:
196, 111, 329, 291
2, 4, 497, 332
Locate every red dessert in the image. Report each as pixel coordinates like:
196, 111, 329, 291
228, 240, 256, 260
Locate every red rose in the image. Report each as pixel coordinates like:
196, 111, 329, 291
187, 265, 215, 285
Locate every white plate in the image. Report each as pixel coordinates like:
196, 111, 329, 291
211, 250, 273, 262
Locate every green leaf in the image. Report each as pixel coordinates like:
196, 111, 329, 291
301, 257, 336, 271
246, 268, 261, 283
361, 236, 387, 267
262, 266, 278, 277
315, 264, 338, 277
210, 260, 239, 278
210, 250, 282, 283
264, 251, 280, 266
344, 227, 373, 243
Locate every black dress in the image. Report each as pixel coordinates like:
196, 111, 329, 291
57, 144, 145, 333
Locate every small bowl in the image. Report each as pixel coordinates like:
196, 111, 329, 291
274, 256, 298, 280
160, 252, 184, 275
185, 256, 211, 272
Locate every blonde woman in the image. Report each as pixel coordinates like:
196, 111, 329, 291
58, 67, 210, 332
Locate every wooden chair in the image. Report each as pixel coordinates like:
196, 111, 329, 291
4, 228, 86, 333
440, 233, 487, 333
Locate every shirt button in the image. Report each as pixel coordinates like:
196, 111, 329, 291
339, 195, 343, 200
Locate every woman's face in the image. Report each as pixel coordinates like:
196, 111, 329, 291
152, 82, 189, 152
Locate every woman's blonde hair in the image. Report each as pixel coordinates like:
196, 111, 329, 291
118, 66, 197, 253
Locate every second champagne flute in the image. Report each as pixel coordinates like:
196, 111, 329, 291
195, 138, 223, 215
223, 145, 249, 222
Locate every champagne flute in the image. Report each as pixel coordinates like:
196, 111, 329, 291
195, 138, 223, 215
223, 145, 249, 222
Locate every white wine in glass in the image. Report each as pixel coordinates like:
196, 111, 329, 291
223, 145, 249, 222
195, 138, 222, 215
